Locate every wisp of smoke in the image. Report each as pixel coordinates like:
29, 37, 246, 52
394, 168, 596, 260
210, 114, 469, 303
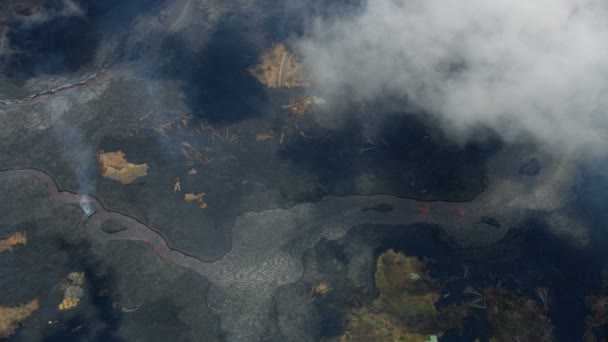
79, 194, 95, 217
296, 0, 608, 153
47, 98, 97, 216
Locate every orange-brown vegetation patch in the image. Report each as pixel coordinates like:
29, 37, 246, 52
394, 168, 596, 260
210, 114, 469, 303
185, 193, 207, 208
284, 96, 325, 116
311, 281, 333, 299
341, 308, 432, 342
249, 44, 285, 88
286, 98, 311, 116
0, 299, 39, 339
98, 151, 148, 184
57, 272, 85, 311
0, 232, 26, 252
58, 297, 80, 311
374, 249, 441, 327
249, 44, 309, 88
341, 249, 469, 341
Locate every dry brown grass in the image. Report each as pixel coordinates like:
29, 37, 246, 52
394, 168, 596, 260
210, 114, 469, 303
58, 297, 79, 311
248, 44, 286, 88
249, 44, 309, 88
184, 193, 207, 208
56, 272, 85, 311
284, 96, 325, 116
311, 281, 333, 298
339, 249, 463, 341
286, 98, 312, 116
340, 307, 432, 342
98, 151, 148, 184
0, 299, 39, 339
0, 232, 26, 252
374, 249, 441, 326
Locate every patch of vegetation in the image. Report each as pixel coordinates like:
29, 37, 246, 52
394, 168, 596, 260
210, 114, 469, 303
98, 151, 148, 184
0, 299, 39, 339
340, 249, 468, 341
0, 232, 26, 252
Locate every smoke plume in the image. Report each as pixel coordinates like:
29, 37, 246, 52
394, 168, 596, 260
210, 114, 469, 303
295, 0, 608, 153
47, 98, 96, 216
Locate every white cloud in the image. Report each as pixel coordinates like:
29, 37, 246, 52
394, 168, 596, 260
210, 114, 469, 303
295, 0, 608, 153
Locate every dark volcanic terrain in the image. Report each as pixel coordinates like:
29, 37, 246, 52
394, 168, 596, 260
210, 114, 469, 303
0, 1, 606, 341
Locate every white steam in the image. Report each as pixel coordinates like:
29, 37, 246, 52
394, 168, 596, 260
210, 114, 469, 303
296, 0, 608, 152
79, 195, 95, 216
47, 98, 97, 213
